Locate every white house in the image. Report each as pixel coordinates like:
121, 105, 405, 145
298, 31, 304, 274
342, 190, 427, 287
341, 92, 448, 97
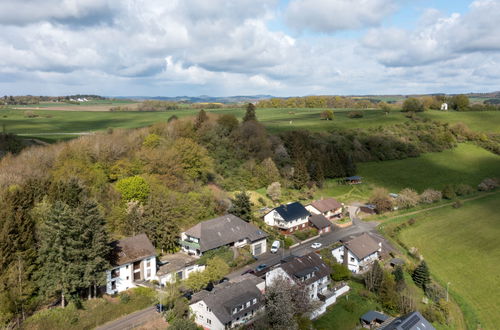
440, 103, 448, 111
155, 253, 205, 286
306, 198, 343, 220
106, 234, 157, 295
180, 214, 267, 257
264, 202, 310, 234
190, 274, 265, 330
265, 252, 349, 318
331, 233, 382, 274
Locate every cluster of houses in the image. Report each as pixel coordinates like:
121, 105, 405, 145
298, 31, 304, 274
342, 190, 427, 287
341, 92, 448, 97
104, 196, 432, 329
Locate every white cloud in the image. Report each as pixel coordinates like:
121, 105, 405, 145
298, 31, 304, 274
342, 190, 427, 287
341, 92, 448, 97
285, 0, 397, 33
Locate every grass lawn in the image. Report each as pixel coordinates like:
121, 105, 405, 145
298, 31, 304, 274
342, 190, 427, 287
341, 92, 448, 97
422, 110, 500, 133
357, 143, 500, 193
22, 287, 155, 330
313, 281, 382, 330
398, 193, 500, 330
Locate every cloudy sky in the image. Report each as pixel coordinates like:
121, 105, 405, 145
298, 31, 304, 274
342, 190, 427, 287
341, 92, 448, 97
1, 0, 499, 96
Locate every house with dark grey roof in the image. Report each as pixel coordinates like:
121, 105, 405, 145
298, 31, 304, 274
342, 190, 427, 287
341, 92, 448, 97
306, 197, 343, 219
331, 233, 382, 273
190, 274, 265, 330
180, 214, 267, 257
106, 233, 157, 294
360, 310, 389, 328
266, 252, 350, 318
379, 311, 435, 330
264, 201, 310, 234
308, 214, 332, 234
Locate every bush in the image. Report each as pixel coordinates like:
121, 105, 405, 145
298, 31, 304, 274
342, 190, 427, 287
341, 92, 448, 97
478, 178, 499, 191
452, 200, 463, 208
441, 185, 457, 200
284, 237, 294, 248
369, 187, 393, 213
119, 293, 130, 304
396, 188, 419, 209
454, 184, 473, 196
347, 111, 363, 118
332, 263, 350, 281
402, 98, 424, 112
419, 189, 442, 204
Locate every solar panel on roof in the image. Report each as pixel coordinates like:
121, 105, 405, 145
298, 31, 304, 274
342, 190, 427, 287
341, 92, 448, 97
402, 314, 420, 330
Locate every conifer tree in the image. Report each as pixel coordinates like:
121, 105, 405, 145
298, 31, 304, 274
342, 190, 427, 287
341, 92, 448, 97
143, 195, 180, 253
292, 159, 309, 189
243, 103, 257, 122
393, 265, 405, 291
365, 260, 384, 292
36, 202, 82, 307
229, 191, 253, 222
194, 109, 208, 130
412, 261, 430, 290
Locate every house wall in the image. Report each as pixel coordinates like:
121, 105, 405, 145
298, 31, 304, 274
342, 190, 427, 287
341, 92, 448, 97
157, 264, 206, 286
305, 205, 321, 215
190, 301, 226, 330
250, 238, 267, 256
264, 210, 309, 231
332, 247, 379, 273
106, 256, 156, 294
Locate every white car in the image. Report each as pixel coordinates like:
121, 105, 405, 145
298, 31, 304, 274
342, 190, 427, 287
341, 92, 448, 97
311, 242, 322, 249
270, 240, 280, 253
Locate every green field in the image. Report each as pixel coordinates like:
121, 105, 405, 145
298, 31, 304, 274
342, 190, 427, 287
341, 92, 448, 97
398, 193, 500, 330
2, 106, 500, 142
357, 144, 500, 192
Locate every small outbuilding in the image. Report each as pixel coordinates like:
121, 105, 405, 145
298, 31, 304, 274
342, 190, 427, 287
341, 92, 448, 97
308, 214, 332, 234
360, 310, 389, 328
344, 176, 362, 184
389, 258, 405, 267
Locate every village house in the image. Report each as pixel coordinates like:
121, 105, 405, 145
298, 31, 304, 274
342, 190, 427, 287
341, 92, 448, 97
189, 274, 265, 330
265, 252, 350, 318
379, 311, 435, 330
155, 253, 205, 286
180, 214, 268, 257
264, 202, 310, 234
306, 197, 343, 219
360, 310, 389, 328
331, 233, 382, 273
308, 214, 332, 234
106, 234, 157, 295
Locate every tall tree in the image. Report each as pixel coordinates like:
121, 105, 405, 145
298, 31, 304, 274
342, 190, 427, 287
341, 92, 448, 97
243, 103, 257, 122
36, 202, 82, 307
229, 191, 253, 222
194, 109, 209, 130
143, 195, 180, 253
365, 261, 384, 292
292, 159, 309, 189
412, 261, 430, 290
76, 200, 110, 299
393, 265, 405, 291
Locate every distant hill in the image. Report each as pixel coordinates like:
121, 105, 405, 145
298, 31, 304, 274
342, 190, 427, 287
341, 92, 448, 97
114, 95, 274, 104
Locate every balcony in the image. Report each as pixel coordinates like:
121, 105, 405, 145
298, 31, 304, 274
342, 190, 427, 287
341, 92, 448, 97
180, 239, 200, 250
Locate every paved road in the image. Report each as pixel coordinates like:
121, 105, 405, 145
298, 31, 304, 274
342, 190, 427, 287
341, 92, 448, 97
95, 306, 162, 330
227, 217, 381, 279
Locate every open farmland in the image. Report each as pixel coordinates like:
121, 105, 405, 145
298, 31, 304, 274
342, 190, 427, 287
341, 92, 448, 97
2, 106, 500, 142
397, 193, 500, 330
357, 144, 500, 192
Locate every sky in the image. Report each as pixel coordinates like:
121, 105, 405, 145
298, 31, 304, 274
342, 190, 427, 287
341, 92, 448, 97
0, 0, 500, 97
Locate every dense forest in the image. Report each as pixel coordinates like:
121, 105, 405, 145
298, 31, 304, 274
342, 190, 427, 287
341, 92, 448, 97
0, 104, 494, 326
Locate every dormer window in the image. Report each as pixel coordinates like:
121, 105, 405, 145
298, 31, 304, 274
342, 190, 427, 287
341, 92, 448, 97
246, 301, 250, 308
252, 298, 257, 305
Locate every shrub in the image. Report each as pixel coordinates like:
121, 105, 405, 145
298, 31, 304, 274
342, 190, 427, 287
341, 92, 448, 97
284, 237, 294, 248
369, 187, 393, 213
115, 175, 150, 203
478, 178, 499, 191
454, 184, 474, 196
452, 200, 463, 208
347, 111, 363, 118
332, 263, 350, 281
396, 188, 419, 209
441, 185, 457, 200
119, 292, 131, 304
419, 189, 442, 204
24, 110, 39, 118
402, 98, 424, 112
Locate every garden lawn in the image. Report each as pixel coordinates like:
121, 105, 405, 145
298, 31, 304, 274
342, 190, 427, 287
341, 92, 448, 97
422, 110, 500, 133
357, 143, 500, 192
22, 287, 156, 330
313, 281, 381, 330
398, 193, 500, 330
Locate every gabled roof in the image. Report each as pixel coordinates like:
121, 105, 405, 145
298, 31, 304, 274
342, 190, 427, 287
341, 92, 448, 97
184, 214, 267, 253
109, 234, 156, 267
380, 311, 435, 330
309, 214, 331, 229
280, 252, 331, 285
191, 276, 264, 325
343, 233, 380, 260
272, 202, 310, 222
310, 198, 342, 213
361, 310, 389, 323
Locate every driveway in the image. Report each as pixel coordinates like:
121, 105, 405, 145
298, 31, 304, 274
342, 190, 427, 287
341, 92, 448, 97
95, 306, 166, 330
227, 216, 382, 279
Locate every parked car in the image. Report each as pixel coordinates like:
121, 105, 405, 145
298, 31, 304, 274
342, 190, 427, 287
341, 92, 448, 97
255, 264, 267, 272
311, 242, 322, 249
270, 240, 280, 253
242, 269, 255, 275
156, 303, 165, 313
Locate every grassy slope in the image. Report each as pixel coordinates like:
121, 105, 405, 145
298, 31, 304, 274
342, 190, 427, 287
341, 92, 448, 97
398, 193, 500, 330
357, 144, 500, 192
3, 106, 500, 142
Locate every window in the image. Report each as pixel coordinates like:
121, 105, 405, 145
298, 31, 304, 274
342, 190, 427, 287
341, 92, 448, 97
207, 319, 211, 325
147, 269, 151, 278
111, 269, 120, 279
111, 281, 116, 290
350, 257, 355, 262
246, 301, 250, 308
233, 308, 238, 314
147, 259, 151, 267
126, 265, 129, 269
126, 276, 129, 280
252, 298, 257, 305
